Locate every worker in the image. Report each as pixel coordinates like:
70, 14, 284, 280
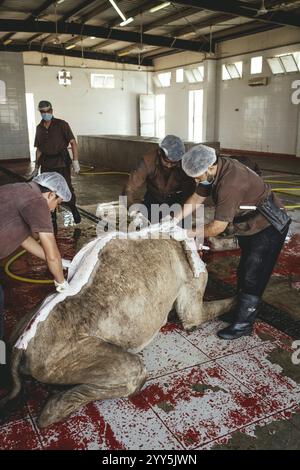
0, 172, 71, 385
32, 100, 81, 229
175, 144, 290, 340
122, 135, 196, 223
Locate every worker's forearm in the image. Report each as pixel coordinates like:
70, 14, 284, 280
46, 257, 65, 284
70, 141, 79, 160
21, 236, 46, 261
175, 193, 204, 222
188, 221, 228, 238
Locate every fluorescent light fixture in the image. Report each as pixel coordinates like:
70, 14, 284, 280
90, 36, 96, 39
109, 0, 126, 22
120, 17, 134, 26
118, 50, 130, 57
57, 0, 65, 4
3, 39, 12, 45
66, 44, 76, 50
150, 2, 171, 13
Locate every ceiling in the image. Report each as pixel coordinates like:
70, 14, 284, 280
0, 0, 300, 65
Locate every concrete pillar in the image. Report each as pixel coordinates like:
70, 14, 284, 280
202, 59, 217, 142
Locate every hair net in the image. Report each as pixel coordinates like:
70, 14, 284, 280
182, 144, 217, 177
38, 100, 52, 110
33, 172, 72, 202
159, 135, 185, 162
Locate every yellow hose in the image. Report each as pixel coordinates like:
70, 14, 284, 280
4, 250, 53, 284
265, 180, 300, 185
5, 167, 300, 284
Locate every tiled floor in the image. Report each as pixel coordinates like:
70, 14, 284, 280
1, 319, 300, 450
1, 160, 300, 450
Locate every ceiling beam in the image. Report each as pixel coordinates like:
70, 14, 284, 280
0, 19, 213, 53
29, 0, 101, 44
92, 6, 197, 52
1, 0, 58, 43
143, 19, 282, 61
0, 42, 153, 66
41, 0, 127, 46
62, 0, 159, 50
171, 0, 300, 27
115, 11, 231, 55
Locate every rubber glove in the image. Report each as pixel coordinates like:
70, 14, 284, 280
54, 279, 70, 293
72, 160, 80, 174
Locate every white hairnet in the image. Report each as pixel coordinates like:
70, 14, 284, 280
182, 144, 217, 177
159, 135, 185, 161
33, 172, 72, 202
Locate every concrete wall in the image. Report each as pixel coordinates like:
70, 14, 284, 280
24, 64, 153, 140
0, 52, 30, 160
78, 135, 220, 171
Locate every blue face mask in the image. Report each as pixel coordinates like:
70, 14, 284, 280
200, 180, 213, 186
41, 113, 53, 121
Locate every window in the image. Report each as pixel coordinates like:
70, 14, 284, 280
176, 68, 184, 83
189, 90, 203, 143
267, 57, 285, 74
267, 54, 300, 74
153, 72, 171, 88
294, 52, 300, 69
251, 56, 263, 74
185, 65, 204, 83
91, 73, 115, 88
222, 64, 231, 81
222, 61, 243, 80
155, 94, 165, 138
0, 80, 6, 104
277, 54, 299, 72
57, 69, 72, 86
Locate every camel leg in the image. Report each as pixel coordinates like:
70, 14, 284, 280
175, 272, 208, 331
37, 337, 147, 428
175, 272, 235, 330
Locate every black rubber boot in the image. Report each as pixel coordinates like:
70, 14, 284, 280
217, 293, 260, 340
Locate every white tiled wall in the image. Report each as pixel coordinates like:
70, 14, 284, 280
24, 65, 152, 140
217, 47, 300, 155
0, 52, 30, 160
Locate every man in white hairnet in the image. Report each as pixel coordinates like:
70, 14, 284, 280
0, 172, 72, 344
174, 144, 290, 340
122, 135, 196, 224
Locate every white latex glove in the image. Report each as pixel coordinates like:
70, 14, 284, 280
161, 214, 179, 225
169, 226, 188, 241
160, 214, 180, 232
72, 160, 80, 174
61, 258, 72, 269
54, 279, 70, 293
129, 210, 150, 230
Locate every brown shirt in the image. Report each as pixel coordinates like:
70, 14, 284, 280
0, 182, 53, 259
34, 117, 75, 169
196, 157, 281, 236
123, 147, 196, 206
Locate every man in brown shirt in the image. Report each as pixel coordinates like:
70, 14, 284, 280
33, 100, 81, 228
176, 144, 289, 340
122, 135, 196, 222
0, 172, 71, 353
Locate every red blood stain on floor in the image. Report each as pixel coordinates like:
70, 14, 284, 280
1, 231, 300, 449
